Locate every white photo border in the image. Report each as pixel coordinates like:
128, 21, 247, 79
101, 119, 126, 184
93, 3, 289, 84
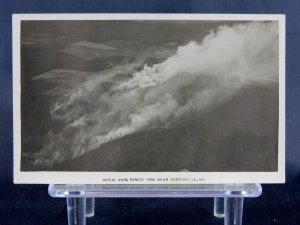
13, 13, 285, 184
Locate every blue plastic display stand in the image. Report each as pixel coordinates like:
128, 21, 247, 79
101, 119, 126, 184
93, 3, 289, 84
49, 184, 262, 225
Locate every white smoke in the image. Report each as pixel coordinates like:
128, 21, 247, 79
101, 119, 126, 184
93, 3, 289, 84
34, 21, 279, 167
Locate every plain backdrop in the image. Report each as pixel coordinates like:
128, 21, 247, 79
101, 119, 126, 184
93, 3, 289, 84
0, 1, 299, 225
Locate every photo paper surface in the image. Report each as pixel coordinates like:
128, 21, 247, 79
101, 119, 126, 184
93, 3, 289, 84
13, 14, 285, 184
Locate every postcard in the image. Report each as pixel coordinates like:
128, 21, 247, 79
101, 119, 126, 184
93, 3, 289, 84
13, 14, 285, 184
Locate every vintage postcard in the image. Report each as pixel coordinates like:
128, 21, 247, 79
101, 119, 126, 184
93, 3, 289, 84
13, 14, 285, 184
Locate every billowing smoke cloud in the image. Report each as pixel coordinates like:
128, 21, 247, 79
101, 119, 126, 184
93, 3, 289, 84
33, 21, 279, 167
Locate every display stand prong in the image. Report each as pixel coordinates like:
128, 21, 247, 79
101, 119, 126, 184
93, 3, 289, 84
86, 198, 95, 218
224, 197, 244, 225
67, 197, 86, 225
214, 197, 225, 218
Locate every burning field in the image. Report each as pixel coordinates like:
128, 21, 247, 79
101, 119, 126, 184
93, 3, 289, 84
20, 20, 279, 172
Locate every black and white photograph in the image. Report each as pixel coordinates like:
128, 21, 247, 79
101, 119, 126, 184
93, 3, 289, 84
13, 14, 285, 184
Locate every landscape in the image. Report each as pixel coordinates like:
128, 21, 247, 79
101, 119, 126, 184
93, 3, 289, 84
20, 19, 279, 173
